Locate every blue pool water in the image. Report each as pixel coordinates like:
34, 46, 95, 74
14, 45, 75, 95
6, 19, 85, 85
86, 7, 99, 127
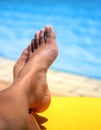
0, 0, 101, 79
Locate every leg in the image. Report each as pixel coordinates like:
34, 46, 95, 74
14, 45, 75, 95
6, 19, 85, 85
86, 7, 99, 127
0, 26, 58, 130
0, 82, 29, 130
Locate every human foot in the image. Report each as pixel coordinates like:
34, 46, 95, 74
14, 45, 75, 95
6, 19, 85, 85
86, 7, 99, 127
13, 46, 29, 80
28, 26, 58, 112
14, 26, 58, 113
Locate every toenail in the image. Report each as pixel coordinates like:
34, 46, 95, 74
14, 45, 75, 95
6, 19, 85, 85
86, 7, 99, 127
46, 30, 51, 34
24, 53, 28, 56
45, 30, 51, 38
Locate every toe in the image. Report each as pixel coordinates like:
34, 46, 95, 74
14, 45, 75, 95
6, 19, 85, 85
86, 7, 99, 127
20, 48, 29, 61
28, 44, 33, 55
34, 32, 40, 48
39, 29, 45, 44
22, 48, 29, 56
31, 39, 35, 52
45, 25, 56, 42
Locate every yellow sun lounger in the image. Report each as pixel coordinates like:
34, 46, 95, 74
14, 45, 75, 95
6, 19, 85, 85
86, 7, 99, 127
38, 97, 101, 130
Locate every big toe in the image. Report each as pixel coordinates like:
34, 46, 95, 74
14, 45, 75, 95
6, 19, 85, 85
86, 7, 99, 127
45, 25, 56, 43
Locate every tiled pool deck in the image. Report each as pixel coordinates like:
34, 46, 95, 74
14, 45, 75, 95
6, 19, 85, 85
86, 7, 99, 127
0, 57, 101, 97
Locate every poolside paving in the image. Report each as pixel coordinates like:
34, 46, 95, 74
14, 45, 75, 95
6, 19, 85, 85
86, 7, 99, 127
0, 57, 101, 97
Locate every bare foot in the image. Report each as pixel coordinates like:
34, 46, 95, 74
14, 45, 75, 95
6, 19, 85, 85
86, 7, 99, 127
13, 46, 29, 80
14, 26, 58, 113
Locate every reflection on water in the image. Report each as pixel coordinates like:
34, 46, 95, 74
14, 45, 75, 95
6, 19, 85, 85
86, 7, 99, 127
0, 0, 101, 79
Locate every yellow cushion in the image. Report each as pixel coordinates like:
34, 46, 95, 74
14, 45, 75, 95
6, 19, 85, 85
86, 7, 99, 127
39, 97, 101, 130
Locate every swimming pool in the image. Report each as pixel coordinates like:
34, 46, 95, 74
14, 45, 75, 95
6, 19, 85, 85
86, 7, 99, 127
0, 0, 101, 79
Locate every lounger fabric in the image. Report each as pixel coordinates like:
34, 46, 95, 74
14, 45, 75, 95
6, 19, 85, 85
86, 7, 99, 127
39, 97, 101, 130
